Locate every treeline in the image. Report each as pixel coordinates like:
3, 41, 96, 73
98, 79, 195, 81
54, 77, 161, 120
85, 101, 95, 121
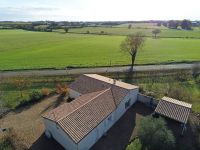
159, 19, 200, 30
0, 20, 200, 32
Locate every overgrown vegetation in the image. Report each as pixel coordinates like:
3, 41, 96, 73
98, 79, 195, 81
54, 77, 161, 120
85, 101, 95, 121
108, 70, 200, 112
138, 117, 175, 150
0, 75, 73, 109
126, 138, 142, 150
0, 129, 28, 150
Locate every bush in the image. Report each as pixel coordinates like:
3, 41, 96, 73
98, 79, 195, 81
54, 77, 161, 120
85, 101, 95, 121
100, 31, 104, 34
167, 85, 191, 103
138, 116, 175, 150
196, 75, 200, 84
29, 90, 42, 101
18, 99, 28, 107
126, 138, 142, 150
41, 88, 50, 96
192, 63, 200, 78
56, 84, 69, 97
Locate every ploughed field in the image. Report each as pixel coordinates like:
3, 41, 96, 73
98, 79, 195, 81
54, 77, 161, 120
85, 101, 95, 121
0, 29, 200, 70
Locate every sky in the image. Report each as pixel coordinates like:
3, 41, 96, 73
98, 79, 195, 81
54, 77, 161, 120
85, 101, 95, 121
0, 0, 200, 21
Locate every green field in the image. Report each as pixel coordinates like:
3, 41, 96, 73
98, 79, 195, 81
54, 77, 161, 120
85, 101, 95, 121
0, 29, 200, 70
68, 26, 200, 38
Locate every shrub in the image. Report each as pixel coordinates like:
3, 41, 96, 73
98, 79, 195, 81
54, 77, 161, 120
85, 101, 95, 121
41, 88, 50, 96
196, 75, 200, 84
100, 31, 104, 34
18, 99, 28, 107
192, 63, 200, 78
126, 138, 142, 150
29, 90, 42, 101
138, 116, 175, 150
56, 84, 69, 97
86, 30, 90, 34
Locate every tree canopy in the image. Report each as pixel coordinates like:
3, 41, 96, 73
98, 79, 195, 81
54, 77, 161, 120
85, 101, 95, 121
152, 29, 161, 38
120, 32, 145, 68
138, 116, 175, 150
181, 19, 192, 30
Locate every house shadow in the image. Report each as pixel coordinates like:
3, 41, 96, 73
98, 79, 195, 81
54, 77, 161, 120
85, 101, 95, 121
29, 133, 64, 150
29, 102, 153, 150
91, 102, 153, 150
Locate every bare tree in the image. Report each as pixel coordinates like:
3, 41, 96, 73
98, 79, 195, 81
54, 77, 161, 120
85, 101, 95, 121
64, 27, 69, 33
128, 24, 132, 29
120, 32, 145, 69
10, 75, 31, 98
152, 29, 161, 38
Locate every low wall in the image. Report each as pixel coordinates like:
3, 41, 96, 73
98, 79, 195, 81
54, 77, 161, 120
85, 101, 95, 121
137, 93, 159, 108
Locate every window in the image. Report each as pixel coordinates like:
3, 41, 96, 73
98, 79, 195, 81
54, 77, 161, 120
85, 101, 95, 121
125, 99, 131, 109
108, 115, 112, 121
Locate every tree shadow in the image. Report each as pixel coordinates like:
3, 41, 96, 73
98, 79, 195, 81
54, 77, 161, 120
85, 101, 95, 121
40, 95, 69, 115
12, 93, 56, 114
123, 67, 133, 83
166, 118, 198, 150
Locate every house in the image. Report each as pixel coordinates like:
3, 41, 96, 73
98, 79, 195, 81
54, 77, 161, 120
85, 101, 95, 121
42, 74, 139, 150
155, 96, 192, 134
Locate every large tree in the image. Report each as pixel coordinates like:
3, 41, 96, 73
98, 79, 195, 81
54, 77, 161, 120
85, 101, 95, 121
168, 20, 179, 29
138, 116, 175, 150
181, 19, 192, 30
10, 75, 31, 98
120, 32, 145, 68
152, 29, 161, 38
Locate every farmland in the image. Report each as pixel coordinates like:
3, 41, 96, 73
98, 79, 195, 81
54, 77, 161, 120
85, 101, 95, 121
69, 26, 200, 38
0, 29, 200, 70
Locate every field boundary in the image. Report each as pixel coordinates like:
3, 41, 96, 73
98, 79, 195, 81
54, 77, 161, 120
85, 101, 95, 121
0, 63, 198, 77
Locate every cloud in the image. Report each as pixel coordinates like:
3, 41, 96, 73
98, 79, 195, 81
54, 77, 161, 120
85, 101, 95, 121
0, 6, 58, 12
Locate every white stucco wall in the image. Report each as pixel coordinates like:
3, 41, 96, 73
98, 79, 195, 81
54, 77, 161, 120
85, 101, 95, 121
43, 119, 77, 150
78, 113, 115, 150
114, 88, 139, 122
69, 88, 81, 99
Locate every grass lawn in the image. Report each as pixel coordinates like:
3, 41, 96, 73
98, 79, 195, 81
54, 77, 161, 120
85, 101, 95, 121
0, 30, 200, 70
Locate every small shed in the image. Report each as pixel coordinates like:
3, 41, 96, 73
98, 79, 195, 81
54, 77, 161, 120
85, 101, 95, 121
155, 96, 192, 134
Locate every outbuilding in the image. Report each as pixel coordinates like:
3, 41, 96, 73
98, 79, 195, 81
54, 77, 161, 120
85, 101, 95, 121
155, 96, 192, 135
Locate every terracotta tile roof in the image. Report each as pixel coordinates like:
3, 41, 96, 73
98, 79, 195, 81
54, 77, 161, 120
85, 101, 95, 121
69, 74, 138, 105
43, 88, 116, 143
155, 97, 192, 124
84, 74, 138, 90
42, 90, 106, 122
162, 96, 192, 108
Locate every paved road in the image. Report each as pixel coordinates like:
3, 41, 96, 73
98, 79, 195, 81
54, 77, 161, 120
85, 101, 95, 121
0, 63, 198, 77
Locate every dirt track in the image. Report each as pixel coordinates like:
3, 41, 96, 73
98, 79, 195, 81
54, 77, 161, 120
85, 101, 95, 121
0, 63, 198, 77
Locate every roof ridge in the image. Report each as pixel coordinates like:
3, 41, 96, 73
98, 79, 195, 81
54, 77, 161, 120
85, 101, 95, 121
110, 87, 118, 108
57, 88, 111, 122
84, 74, 132, 90
162, 96, 192, 108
